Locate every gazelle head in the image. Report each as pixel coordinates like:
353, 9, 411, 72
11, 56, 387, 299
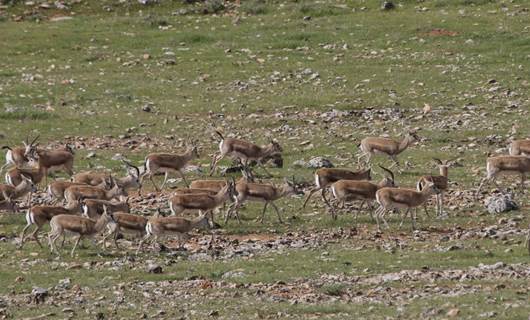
23, 135, 39, 160
186, 138, 200, 159
122, 159, 142, 189
422, 180, 441, 195
21, 173, 38, 193
407, 130, 420, 142
378, 165, 396, 188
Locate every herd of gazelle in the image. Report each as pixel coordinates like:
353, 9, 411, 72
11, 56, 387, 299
1, 132, 529, 257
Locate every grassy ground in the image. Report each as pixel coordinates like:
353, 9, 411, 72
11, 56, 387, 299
0, 0, 529, 319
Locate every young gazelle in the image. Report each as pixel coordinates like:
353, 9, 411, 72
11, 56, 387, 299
63, 179, 126, 206
226, 177, 301, 224
375, 181, 440, 231
82, 198, 130, 219
302, 168, 372, 209
137, 215, 210, 254
24, 138, 75, 185
47, 180, 107, 204
0, 174, 37, 202
209, 131, 282, 177
139, 140, 199, 192
476, 155, 530, 196
48, 206, 115, 257
416, 158, 459, 217
102, 212, 148, 249
73, 160, 141, 192
330, 166, 395, 220
168, 179, 236, 225
509, 139, 530, 156
358, 131, 420, 169
19, 201, 82, 248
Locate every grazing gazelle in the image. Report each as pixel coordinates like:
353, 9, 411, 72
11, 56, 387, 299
48, 205, 115, 257
209, 131, 282, 177
139, 139, 199, 192
47, 180, 107, 205
24, 137, 75, 185
416, 158, 459, 217
63, 178, 126, 206
226, 177, 301, 224
358, 131, 420, 169
73, 160, 141, 192
476, 155, 530, 196
102, 212, 148, 249
302, 168, 372, 209
509, 139, 530, 156
375, 181, 440, 231
19, 201, 82, 248
137, 215, 211, 254
329, 166, 395, 220
168, 179, 236, 225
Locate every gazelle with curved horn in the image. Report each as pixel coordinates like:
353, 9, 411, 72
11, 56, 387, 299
302, 168, 372, 210
23, 135, 75, 186
226, 176, 302, 224
329, 166, 395, 220
209, 131, 282, 177
358, 130, 420, 169
139, 139, 199, 192
509, 139, 530, 156
476, 155, 530, 196
375, 180, 440, 231
73, 160, 141, 192
416, 158, 460, 217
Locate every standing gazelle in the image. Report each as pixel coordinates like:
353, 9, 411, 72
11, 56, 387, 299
24, 137, 75, 185
375, 181, 440, 231
302, 168, 371, 209
416, 158, 459, 217
358, 131, 419, 169
209, 131, 282, 177
509, 139, 530, 156
139, 140, 199, 192
330, 166, 395, 220
1, 144, 29, 173
476, 155, 530, 196
48, 205, 115, 257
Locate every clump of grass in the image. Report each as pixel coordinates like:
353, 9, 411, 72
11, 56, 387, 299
0, 110, 55, 120
241, 0, 268, 15
181, 33, 213, 44
200, 0, 225, 14
319, 284, 347, 296
144, 15, 169, 28
298, 4, 343, 17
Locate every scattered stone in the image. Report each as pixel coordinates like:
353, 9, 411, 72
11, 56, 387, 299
222, 269, 246, 279
85, 152, 96, 159
485, 194, 518, 214
382, 1, 395, 10
142, 104, 152, 112
31, 287, 48, 304
446, 308, 460, 317
307, 157, 334, 168
146, 263, 163, 274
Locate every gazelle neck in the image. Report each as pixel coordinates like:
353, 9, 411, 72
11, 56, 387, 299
94, 215, 109, 232
439, 166, 448, 178
397, 134, 413, 154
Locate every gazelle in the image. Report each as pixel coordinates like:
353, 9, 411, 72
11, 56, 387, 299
102, 212, 148, 249
0, 174, 37, 202
358, 131, 420, 169
24, 137, 75, 185
73, 160, 141, 192
47, 180, 107, 204
226, 177, 301, 224
5, 166, 44, 187
63, 178, 126, 206
48, 205, 115, 257
476, 155, 530, 196
209, 131, 282, 177
375, 181, 440, 231
168, 179, 236, 225
137, 215, 210, 254
19, 201, 82, 248
416, 158, 459, 217
1, 144, 29, 173
139, 140, 199, 192
302, 168, 372, 209
82, 198, 130, 219
329, 166, 395, 220
509, 139, 530, 156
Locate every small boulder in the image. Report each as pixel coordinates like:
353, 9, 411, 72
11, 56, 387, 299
146, 263, 163, 274
31, 287, 48, 304
485, 194, 518, 214
307, 157, 334, 169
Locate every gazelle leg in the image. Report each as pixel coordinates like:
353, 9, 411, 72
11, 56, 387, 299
302, 188, 319, 209
70, 235, 82, 257
177, 170, 189, 188
19, 224, 32, 248
270, 202, 283, 223
31, 226, 43, 248
148, 174, 160, 192
136, 233, 151, 255
259, 202, 269, 223
209, 154, 223, 176
374, 206, 384, 231
399, 209, 409, 227
520, 174, 526, 194
423, 203, 430, 218
321, 189, 333, 209
160, 172, 170, 190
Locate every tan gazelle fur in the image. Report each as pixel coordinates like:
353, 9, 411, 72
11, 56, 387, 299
82, 198, 130, 219
303, 168, 372, 209
137, 214, 211, 254
102, 212, 148, 249
73, 160, 141, 192
48, 205, 115, 257
375, 181, 440, 231
416, 158, 459, 217
24, 136, 75, 185
226, 177, 301, 224
0, 174, 37, 202
209, 131, 282, 177
476, 155, 530, 196
330, 166, 395, 221
47, 180, 107, 204
1, 144, 29, 173
19, 201, 82, 248
140, 140, 199, 192
358, 131, 420, 169
63, 178, 126, 206
168, 179, 236, 225
509, 139, 530, 156
190, 169, 254, 193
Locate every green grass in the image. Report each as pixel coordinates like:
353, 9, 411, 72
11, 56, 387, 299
0, 0, 529, 318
